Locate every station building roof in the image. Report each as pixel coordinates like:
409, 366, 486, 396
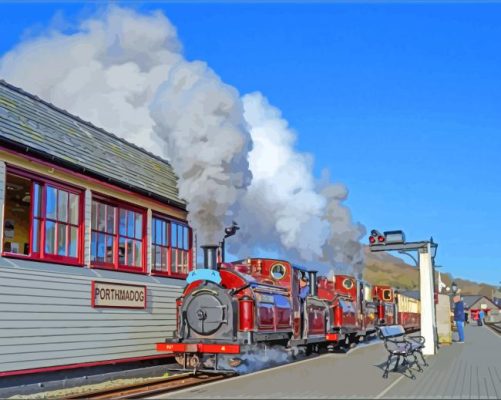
0, 80, 185, 209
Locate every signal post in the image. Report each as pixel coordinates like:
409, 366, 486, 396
369, 230, 438, 356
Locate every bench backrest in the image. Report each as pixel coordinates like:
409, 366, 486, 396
379, 325, 405, 338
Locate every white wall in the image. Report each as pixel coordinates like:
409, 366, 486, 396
0, 258, 184, 373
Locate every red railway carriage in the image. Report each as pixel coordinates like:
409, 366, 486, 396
157, 246, 330, 371
396, 292, 421, 331
373, 285, 396, 326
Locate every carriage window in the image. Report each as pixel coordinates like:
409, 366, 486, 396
270, 263, 286, 280
91, 199, 145, 271
3, 171, 82, 263
383, 290, 392, 301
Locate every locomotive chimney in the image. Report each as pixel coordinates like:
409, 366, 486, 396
308, 270, 318, 297
201, 245, 218, 270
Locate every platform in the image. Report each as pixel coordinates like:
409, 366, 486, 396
157, 324, 500, 399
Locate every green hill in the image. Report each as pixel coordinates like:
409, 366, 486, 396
363, 247, 497, 297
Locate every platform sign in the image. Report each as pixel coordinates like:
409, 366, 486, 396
91, 281, 147, 309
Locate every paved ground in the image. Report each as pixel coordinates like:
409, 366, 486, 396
156, 325, 500, 399
384, 324, 501, 399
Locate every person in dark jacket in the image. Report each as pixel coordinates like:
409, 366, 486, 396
453, 296, 465, 343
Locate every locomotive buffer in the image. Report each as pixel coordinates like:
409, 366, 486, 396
369, 230, 438, 355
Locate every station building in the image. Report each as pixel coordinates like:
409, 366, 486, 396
0, 80, 193, 376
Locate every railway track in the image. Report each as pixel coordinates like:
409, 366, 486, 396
486, 321, 501, 335
65, 371, 232, 400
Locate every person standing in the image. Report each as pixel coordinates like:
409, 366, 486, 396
478, 309, 485, 326
453, 295, 465, 343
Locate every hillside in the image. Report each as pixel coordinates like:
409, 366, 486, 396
362, 247, 497, 297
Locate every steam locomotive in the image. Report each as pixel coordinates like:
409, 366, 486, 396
156, 245, 421, 372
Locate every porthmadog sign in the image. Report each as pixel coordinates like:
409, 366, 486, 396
91, 281, 147, 309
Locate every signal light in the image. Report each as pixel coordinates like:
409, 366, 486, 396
378, 236, 385, 243
369, 236, 376, 244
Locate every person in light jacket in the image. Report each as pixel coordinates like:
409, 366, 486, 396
453, 296, 465, 343
478, 309, 485, 326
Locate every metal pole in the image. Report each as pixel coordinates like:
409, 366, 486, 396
419, 243, 437, 355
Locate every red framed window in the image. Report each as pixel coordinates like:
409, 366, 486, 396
2, 170, 83, 264
152, 217, 192, 277
91, 198, 146, 272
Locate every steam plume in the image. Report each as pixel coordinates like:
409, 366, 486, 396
0, 6, 364, 274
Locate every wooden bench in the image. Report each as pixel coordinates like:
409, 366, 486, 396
378, 325, 428, 380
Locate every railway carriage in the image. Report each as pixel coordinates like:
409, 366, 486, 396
396, 292, 421, 331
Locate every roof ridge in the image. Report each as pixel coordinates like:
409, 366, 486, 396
0, 79, 174, 171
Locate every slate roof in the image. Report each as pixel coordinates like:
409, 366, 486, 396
460, 295, 483, 309
0, 80, 184, 209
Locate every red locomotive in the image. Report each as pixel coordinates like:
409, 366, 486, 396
157, 245, 421, 372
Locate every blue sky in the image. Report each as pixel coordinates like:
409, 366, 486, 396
1, 2, 500, 286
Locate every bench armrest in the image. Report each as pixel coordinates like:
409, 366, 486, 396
405, 335, 425, 345
384, 338, 411, 354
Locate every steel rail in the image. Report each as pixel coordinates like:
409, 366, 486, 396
485, 321, 501, 335
65, 372, 231, 400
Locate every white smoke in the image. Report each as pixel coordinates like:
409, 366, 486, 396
217, 344, 303, 374
231, 93, 365, 275
150, 62, 252, 245
0, 6, 364, 273
0, 6, 252, 246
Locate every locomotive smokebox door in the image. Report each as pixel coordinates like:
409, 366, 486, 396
186, 290, 227, 336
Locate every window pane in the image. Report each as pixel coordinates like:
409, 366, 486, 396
57, 190, 68, 223
69, 193, 79, 225
69, 226, 78, 258
183, 227, 189, 250
152, 219, 158, 244
171, 224, 177, 248
134, 240, 142, 267
91, 232, 97, 262
106, 205, 115, 234
33, 183, 42, 217
32, 219, 40, 253
57, 223, 67, 256
126, 238, 133, 266
119, 209, 127, 236
105, 235, 114, 263
178, 226, 183, 250
135, 214, 142, 240
45, 221, 56, 254
153, 245, 159, 269
162, 248, 167, 272
97, 233, 105, 262
46, 186, 57, 220
91, 201, 97, 230
118, 237, 126, 265
4, 174, 32, 254
97, 202, 106, 231
163, 222, 167, 246
171, 249, 178, 273
127, 211, 134, 237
